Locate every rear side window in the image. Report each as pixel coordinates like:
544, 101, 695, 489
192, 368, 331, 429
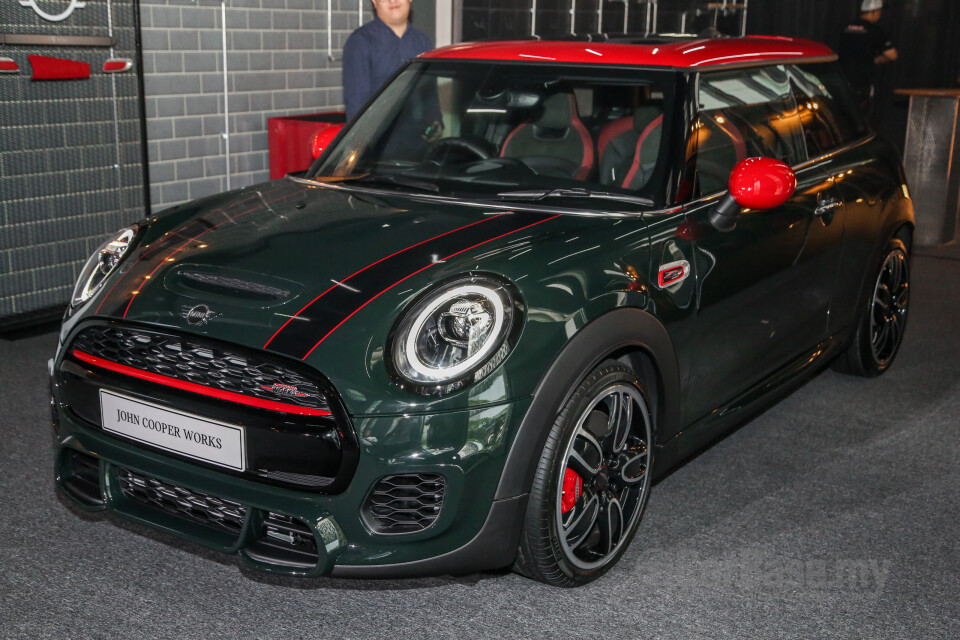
694, 65, 806, 196
788, 63, 868, 156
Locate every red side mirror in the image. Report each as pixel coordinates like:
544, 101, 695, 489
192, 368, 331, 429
728, 157, 796, 210
310, 123, 344, 160
709, 157, 797, 232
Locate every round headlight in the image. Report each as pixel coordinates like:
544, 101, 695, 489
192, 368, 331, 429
71, 226, 137, 307
390, 276, 520, 391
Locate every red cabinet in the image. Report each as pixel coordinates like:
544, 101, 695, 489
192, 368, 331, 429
267, 111, 346, 179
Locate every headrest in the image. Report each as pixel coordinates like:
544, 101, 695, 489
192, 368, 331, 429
633, 104, 663, 132
536, 93, 576, 129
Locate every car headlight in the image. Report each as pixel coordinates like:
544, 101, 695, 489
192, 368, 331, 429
71, 226, 138, 307
390, 276, 521, 393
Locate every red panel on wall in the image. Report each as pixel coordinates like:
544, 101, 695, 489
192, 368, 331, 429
29, 54, 91, 80
267, 112, 346, 179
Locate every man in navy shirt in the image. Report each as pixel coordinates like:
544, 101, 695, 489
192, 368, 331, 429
342, 0, 433, 120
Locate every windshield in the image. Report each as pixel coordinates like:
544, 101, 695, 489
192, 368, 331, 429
310, 60, 676, 208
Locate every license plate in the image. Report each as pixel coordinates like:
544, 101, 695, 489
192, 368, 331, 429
99, 390, 246, 471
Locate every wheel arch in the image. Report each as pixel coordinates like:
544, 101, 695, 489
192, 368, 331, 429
609, 345, 665, 445
494, 307, 680, 501
893, 221, 913, 252
855, 196, 915, 314
885, 172, 915, 251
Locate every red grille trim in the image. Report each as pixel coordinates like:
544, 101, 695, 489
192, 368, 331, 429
72, 349, 332, 417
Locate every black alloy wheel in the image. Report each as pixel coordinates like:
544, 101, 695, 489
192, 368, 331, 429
869, 246, 910, 366
515, 361, 653, 586
833, 236, 910, 377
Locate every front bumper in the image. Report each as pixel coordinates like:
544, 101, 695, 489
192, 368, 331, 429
53, 390, 532, 578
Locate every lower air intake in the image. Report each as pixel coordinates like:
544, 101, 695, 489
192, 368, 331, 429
362, 474, 445, 534
116, 467, 246, 535
62, 450, 103, 506
244, 512, 319, 570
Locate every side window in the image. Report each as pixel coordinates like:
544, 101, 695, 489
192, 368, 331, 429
788, 63, 868, 156
693, 65, 806, 195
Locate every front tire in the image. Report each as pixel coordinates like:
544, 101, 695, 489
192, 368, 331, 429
514, 361, 654, 586
833, 237, 910, 377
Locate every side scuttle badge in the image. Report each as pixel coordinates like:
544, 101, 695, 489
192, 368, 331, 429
657, 260, 690, 289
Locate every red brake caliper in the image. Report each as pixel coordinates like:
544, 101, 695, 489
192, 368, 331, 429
561, 468, 583, 514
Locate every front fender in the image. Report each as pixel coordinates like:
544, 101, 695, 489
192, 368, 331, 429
493, 307, 680, 501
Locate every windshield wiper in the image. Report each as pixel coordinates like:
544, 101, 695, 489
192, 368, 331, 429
349, 174, 439, 192
497, 187, 653, 207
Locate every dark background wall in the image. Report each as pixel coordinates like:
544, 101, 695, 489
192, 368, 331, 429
414, 0, 438, 46
746, 0, 960, 153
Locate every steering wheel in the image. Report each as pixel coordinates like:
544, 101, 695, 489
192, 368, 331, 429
424, 137, 495, 164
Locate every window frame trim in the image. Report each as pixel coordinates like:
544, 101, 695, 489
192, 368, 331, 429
685, 61, 874, 201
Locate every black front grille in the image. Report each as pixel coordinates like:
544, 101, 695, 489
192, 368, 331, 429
116, 467, 246, 535
362, 474, 445, 534
71, 326, 329, 411
58, 322, 360, 494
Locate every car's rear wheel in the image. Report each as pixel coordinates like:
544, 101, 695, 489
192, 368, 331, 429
833, 237, 910, 377
514, 361, 653, 586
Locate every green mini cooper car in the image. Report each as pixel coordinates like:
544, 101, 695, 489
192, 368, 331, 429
52, 35, 914, 586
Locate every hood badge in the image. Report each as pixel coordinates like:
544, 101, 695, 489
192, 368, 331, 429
261, 383, 309, 398
181, 304, 221, 326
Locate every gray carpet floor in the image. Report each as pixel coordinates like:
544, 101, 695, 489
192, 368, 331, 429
1, 245, 959, 639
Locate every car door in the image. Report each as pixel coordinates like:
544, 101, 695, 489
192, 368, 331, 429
789, 62, 877, 335
678, 65, 841, 425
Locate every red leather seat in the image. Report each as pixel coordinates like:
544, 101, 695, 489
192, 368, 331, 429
500, 92, 594, 180
597, 105, 663, 190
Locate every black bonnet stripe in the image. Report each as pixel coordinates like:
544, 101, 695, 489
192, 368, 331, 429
264, 211, 554, 360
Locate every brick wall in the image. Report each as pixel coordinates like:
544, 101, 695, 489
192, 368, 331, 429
140, 0, 371, 210
0, 0, 146, 322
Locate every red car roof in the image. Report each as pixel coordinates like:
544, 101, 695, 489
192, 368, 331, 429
421, 36, 836, 69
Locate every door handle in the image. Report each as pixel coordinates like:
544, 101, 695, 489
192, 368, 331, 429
815, 198, 842, 217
